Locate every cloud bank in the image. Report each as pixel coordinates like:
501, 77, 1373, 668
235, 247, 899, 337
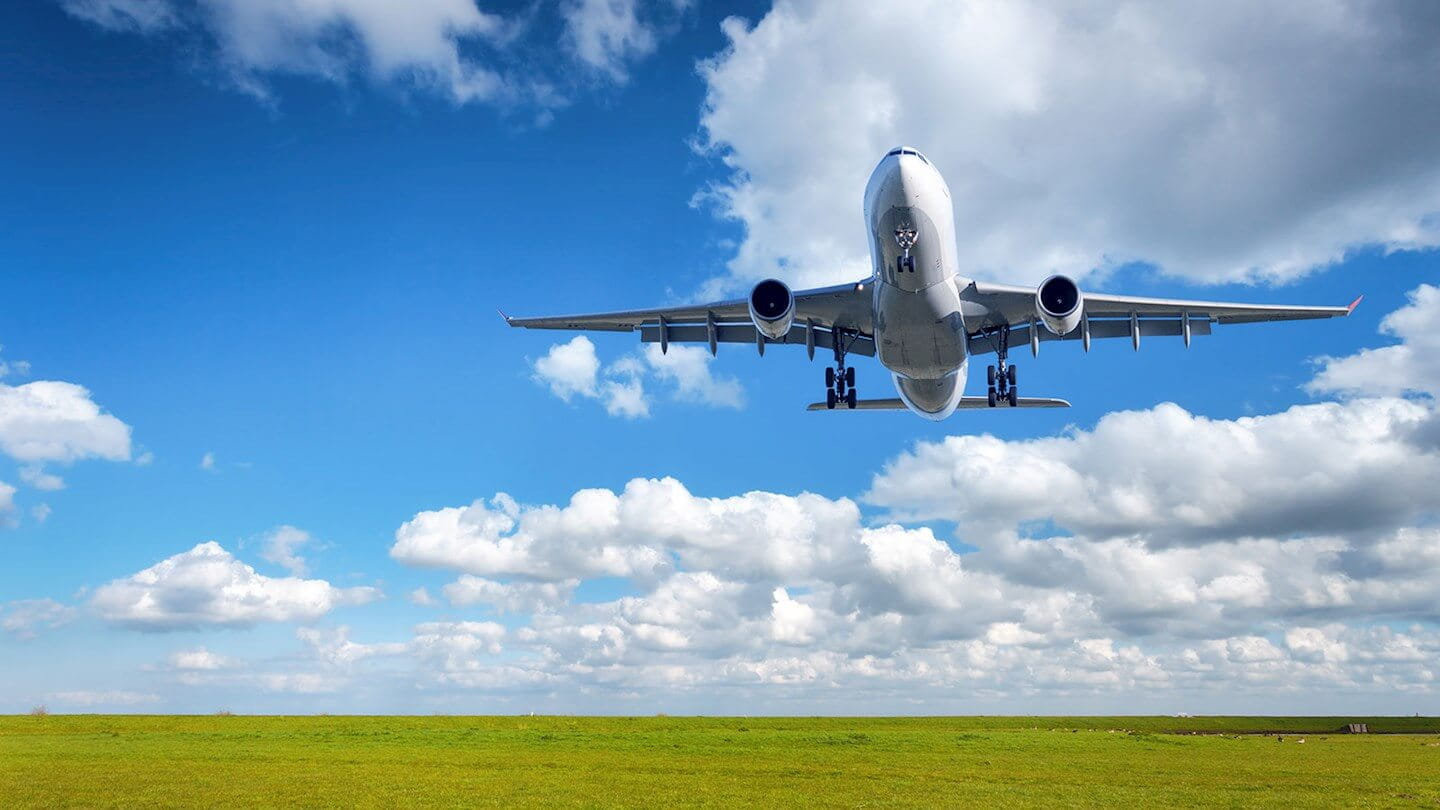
696, 0, 1440, 290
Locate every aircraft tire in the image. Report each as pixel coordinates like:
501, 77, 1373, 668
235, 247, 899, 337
1007, 365, 1017, 386
825, 367, 835, 389
845, 367, 855, 387
988, 388, 997, 408
1008, 387, 1018, 407
826, 390, 837, 410
846, 389, 857, 409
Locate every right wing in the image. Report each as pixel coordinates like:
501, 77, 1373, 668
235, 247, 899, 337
963, 280, 1361, 356
504, 280, 876, 356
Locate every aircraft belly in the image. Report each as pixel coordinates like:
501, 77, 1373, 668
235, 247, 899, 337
874, 280, 967, 379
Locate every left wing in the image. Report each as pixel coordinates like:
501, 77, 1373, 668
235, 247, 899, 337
504, 280, 875, 356
963, 280, 1360, 356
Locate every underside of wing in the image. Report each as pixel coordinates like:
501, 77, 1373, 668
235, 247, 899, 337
503, 279, 876, 355
964, 280, 1359, 357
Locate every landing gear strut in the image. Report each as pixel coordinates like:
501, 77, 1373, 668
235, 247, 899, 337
825, 330, 858, 409
985, 324, 1018, 407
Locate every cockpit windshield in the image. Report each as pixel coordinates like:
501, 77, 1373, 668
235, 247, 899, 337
885, 147, 929, 165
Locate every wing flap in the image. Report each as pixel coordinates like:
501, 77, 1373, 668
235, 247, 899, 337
640, 323, 876, 357
968, 317, 1212, 356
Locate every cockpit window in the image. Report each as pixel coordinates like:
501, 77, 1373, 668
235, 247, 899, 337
887, 148, 929, 164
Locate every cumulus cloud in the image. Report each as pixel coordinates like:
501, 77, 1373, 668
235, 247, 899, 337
259, 525, 315, 576
2, 598, 76, 640
696, 0, 1440, 290
866, 398, 1438, 546
297, 625, 408, 666
643, 345, 745, 409
443, 575, 578, 613
0, 381, 131, 464
91, 541, 380, 629
57, 0, 682, 109
532, 336, 744, 418
1310, 284, 1440, 398
383, 387, 1437, 704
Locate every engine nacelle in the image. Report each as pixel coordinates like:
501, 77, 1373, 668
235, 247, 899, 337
1035, 274, 1083, 336
748, 278, 795, 340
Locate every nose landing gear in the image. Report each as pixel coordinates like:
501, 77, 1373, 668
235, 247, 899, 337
824, 331, 858, 409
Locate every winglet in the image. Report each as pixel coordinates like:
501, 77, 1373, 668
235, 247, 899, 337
1346, 295, 1363, 314
497, 308, 515, 326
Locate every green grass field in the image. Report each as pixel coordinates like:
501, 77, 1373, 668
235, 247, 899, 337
3, 715, 1439, 807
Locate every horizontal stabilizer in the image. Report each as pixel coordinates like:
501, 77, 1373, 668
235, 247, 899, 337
807, 396, 1070, 411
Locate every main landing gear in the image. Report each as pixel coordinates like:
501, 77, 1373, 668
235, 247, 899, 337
825, 331, 858, 410
985, 324, 1019, 408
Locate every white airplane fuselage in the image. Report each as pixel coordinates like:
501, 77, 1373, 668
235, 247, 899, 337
864, 148, 972, 420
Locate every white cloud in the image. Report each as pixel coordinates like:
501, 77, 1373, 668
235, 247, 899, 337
532, 336, 652, 419
562, 0, 656, 82
259, 525, 314, 576
58, 0, 175, 32
2, 598, 76, 639
643, 345, 745, 409
1310, 284, 1440, 398
19, 466, 64, 491
532, 337, 745, 418
533, 336, 603, 401
409, 587, 437, 607
411, 621, 507, 684
696, 0, 1440, 290
443, 575, 577, 613
199, 451, 216, 471
0, 381, 131, 464
91, 541, 381, 629
57, 0, 680, 109
31, 503, 52, 524
168, 647, 235, 670
46, 690, 161, 707
297, 625, 407, 667
0, 481, 13, 520
865, 398, 1438, 546
0, 346, 31, 379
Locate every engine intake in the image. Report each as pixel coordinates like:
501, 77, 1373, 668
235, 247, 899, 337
1036, 274, 1083, 335
749, 278, 795, 340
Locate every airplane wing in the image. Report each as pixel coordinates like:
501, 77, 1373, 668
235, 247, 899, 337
962, 280, 1361, 357
503, 279, 876, 357
806, 396, 1070, 411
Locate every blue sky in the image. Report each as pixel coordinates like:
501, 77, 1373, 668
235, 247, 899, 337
2, 0, 1438, 715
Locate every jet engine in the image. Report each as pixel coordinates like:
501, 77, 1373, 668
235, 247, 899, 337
1035, 274, 1083, 335
748, 278, 795, 340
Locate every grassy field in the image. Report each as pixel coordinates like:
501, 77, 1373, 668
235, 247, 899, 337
3, 715, 1439, 807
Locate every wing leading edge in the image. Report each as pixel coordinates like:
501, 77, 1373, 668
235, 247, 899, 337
964, 281, 1359, 357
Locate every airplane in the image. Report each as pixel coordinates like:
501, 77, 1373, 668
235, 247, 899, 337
504, 146, 1361, 421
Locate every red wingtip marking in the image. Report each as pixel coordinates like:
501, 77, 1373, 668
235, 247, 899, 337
1347, 295, 1363, 314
